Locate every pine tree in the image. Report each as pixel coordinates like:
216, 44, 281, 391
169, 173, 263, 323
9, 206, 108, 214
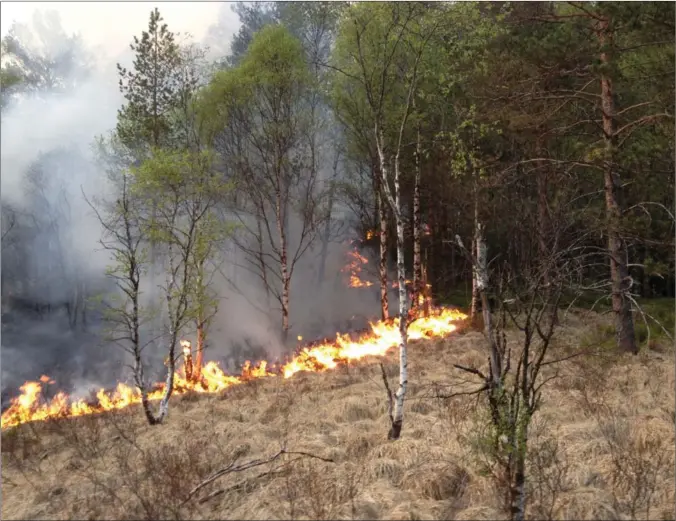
116, 7, 181, 152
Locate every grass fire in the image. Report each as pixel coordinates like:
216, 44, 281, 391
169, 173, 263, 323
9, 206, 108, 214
1, 307, 467, 429
2, 2, 674, 520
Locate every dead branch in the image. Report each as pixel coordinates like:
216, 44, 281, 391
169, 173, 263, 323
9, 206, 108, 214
380, 362, 395, 428
453, 363, 488, 381
182, 448, 334, 505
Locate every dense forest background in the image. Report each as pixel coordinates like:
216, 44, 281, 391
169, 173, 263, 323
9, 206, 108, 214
1, 2, 674, 399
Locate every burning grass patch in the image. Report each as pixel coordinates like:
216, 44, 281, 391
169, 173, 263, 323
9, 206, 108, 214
2, 315, 675, 521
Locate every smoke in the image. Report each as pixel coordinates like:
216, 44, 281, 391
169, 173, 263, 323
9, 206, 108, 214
0, 39, 123, 397
1, 6, 400, 405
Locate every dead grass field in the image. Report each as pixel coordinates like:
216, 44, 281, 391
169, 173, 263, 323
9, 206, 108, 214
2, 310, 674, 520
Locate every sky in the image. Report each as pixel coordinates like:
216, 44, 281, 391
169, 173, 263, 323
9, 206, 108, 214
0, 2, 238, 63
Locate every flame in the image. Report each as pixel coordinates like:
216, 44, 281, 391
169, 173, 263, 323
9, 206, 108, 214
182, 340, 194, 381
366, 229, 376, 240
342, 247, 374, 288
1, 306, 467, 429
391, 279, 413, 289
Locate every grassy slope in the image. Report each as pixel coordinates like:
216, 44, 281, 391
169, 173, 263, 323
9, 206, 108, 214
2, 310, 674, 521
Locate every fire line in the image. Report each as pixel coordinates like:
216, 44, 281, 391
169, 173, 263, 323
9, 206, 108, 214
1, 306, 467, 429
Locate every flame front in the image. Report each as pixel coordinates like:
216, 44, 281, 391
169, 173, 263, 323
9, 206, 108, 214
1, 307, 467, 429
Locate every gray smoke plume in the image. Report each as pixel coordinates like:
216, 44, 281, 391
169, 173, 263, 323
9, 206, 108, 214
1, 6, 400, 408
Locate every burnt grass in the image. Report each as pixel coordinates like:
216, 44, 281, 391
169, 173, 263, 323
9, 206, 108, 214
1, 309, 674, 521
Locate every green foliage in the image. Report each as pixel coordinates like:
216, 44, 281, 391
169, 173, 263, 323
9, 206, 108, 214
200, 24, 311, 140
116, 8, 182, 151
237, 24, 312, 109
131, 148, 234, 243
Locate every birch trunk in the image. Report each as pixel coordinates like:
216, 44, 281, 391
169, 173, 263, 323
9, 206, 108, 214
276, 192, 290, 343
473, 224, 502, 386
470, 186, 480, 324
598, 17, 637, 354
375, 127, 407, 441
131, 278, 158, 426
376, 173, 389, 321
412, 111, 423, 314
391, 215, 408, 440
156, 333, 176, 422
155, 271, 178, 424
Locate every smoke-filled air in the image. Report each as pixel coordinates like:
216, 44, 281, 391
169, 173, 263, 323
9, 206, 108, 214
1, 3, 674, 521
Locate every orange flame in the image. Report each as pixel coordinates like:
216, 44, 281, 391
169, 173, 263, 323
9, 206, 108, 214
391, 279, 413, 289
1, 306, 467, 429
182, 340, 194, 381
342, 247, 374, 288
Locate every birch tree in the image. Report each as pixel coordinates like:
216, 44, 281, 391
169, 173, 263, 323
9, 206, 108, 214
203, 25, 324, 344
331, 2, 438, 440
136, 149, 230, 417
331, 75, 391, 320
91, 145, 229, 425
88, 135, 161, 424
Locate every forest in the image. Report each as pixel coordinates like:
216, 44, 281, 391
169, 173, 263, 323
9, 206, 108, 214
0, 2, 674, 520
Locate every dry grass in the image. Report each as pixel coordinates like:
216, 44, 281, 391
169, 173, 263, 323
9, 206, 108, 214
2, 310, 674, 520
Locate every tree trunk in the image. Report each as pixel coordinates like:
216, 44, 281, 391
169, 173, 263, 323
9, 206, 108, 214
598, 17, 637, 354
509, 428, 528, 521
475, 223, 502, 386
154, 269, 180, 424
256, 218, 271, 305
470, 186, 480, 324
390, 213, 408, 440
412, 110, 423, 314
194, 317, 205, 382
422, 256, 430, 317
375, 127, 407, 441
276, 192, 290, 343
80, 279, 87, 331
131, 279, 158, 426
536, 150, 558, 325
536, 160, 549, 284
638, 246, 647, 298
376, 174, 389, 321
317, 152, 340, 287
156, 336, 176, 423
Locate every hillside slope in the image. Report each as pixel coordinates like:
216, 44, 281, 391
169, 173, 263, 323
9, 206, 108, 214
2, 311, 674, 521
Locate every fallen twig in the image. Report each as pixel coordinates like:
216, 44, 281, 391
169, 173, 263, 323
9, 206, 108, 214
183, 448, 333, 505
197, 456, 305, 504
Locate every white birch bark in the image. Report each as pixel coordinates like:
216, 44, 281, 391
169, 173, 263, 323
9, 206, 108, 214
156, 267, 177, 423
457, 229, 501, 387
275, 191, 290, 343
375, 125, 408, 440
470, 186, 479, 321
377, 183, 390, 320
412, 106, 423, 313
